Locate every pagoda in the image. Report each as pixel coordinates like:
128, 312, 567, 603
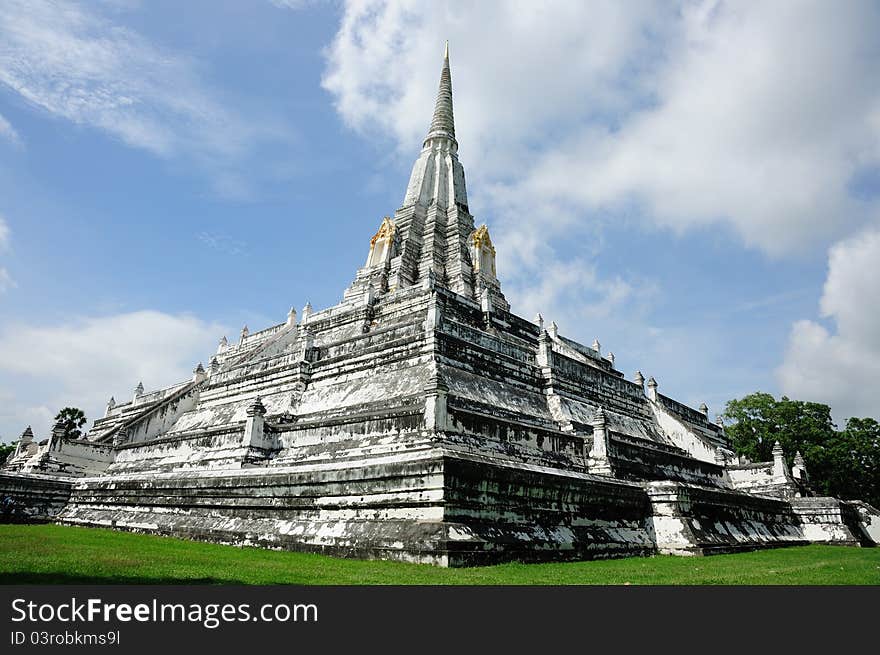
3, 46, 876, 564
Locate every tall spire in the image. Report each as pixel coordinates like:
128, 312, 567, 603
425, 41, 455, 144
347, 41, 506, 313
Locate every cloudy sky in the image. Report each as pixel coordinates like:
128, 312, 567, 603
0, 0, 878, 441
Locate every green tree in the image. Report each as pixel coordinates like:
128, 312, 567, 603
0, 442, 14, 462
820, 418, 880, 507
722, 393, 880, 507
722, 392, 836, 462
53, 407, 87, 440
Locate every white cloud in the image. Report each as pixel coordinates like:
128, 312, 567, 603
523, 1, 880, 255
0, 310, 226, 440
778, 226, 880, 421
504, 257, 650, 330
323, 1, 880, 255
0, 112, 21, 146
0, 0, 289, 187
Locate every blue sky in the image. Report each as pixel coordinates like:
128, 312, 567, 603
1, 0, 878, 441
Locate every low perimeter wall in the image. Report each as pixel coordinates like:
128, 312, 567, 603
790, 497, 874, 546
0, 472, 72, 523
846, 501, 880, 544
647, 481, 808, 555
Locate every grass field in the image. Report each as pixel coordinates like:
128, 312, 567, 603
1, 524, 878, 585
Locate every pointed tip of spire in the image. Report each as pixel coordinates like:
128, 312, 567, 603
425, 41, 456, 144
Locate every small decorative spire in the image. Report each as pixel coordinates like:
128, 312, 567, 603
287, 306, 297, 326
634, 370, 645, 387
535, 313, 544, 331
244, 396, 267, 445
699, 402, 708, 416
107, 396, 116, 408
217, 335, 228, 353
607, 352, 615, 367
246, 396, 267, 417
301, 302, 313, 322
587, 406, 612, 474
240, 325, 249, 341
549, 321, 558, 338
772, 441, 788, 480
52, 417, 66, 437
480, 287, 492, 314
792, 451, 808, 481
20, 426, 34, 444
209, 356, 219, 373
772, 440, 786, 462
592, 338, 601, 355
134, 381, 144, 396
646, 376, 657, 401
715, 414, 724, 427
470, 225, 497, 278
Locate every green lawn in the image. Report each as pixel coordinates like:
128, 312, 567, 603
1, 524, 878, 585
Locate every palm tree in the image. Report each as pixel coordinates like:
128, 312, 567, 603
54, 407, 87, 440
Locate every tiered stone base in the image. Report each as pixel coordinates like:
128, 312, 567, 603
5, 454, 868, 566
4, 446, 875, 565
53, 452, 655, 566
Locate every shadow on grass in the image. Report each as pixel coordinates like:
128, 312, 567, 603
0, 573, 248, 585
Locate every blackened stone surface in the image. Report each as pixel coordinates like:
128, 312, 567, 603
0, 472, 72, 523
